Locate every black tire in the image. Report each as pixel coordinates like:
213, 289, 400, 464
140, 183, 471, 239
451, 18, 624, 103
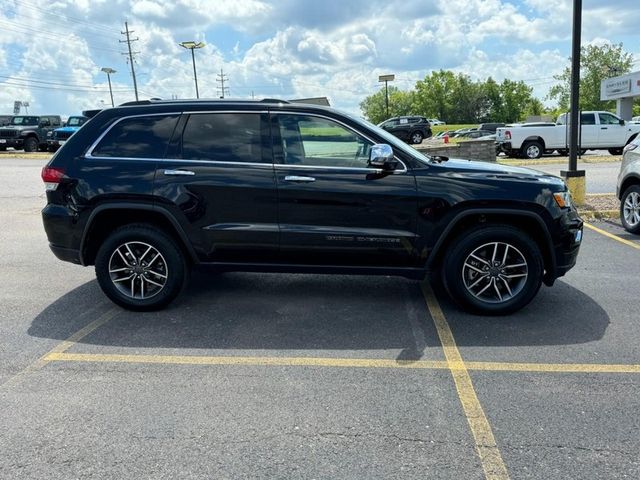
410, 131, 424, 145
579, 149, 587, 156
521, 141, 543, 159
0, 146, 6, 151
47, 145, 59, 153
608, 148, 623, 156
442, 225, 543, 315
620, 185, 640, 234
24, 137, 38, 152
95, 224, 188, 311
557, 149, 568, 156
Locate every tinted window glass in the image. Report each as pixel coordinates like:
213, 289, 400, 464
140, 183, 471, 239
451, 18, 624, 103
181, 113, 262, 162
277, 114, 373, 168
580, 113, 595, 125
92, 115, 179, 158
599, 113, 620, 125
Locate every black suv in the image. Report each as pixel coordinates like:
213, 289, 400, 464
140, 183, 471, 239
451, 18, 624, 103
378, 116, 432, 144
42, 99, 583, 314
0, 115, 62, 152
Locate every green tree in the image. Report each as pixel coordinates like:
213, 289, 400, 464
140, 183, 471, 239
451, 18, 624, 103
359, 86, 415, 124
548, 43, 634, 111
413, 70, 457, 122
499, 79, 534, 122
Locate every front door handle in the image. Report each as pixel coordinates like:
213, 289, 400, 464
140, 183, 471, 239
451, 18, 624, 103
284, 175, 316, 182
164, 169, 195, 176
601, 127, 608, 130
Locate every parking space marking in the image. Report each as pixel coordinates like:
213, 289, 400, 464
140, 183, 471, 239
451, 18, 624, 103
45, 352, 451, 369
43, 352, 640, 374
584, 222, 640, 250
421, 282, 510, 480
0, 307, 119, 390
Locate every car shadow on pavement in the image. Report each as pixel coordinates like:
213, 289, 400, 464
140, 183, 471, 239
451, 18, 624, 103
28, 272, 442, 355
28, 273, 609, 353
429, 279, 610, 347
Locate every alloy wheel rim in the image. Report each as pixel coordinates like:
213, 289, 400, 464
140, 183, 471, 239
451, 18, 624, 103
108, 241, 168, 300
412, 133, 422, 143
623, 192, 640, 227
462, 242, 528, 304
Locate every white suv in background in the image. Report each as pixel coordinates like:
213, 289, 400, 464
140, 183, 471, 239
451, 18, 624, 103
618, 136, 640, 233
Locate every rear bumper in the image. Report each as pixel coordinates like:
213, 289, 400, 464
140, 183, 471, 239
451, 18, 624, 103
49, 244, 82, 264
497, 141, 512, 153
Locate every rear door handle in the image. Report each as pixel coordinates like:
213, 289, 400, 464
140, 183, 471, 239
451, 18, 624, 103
164, 169, 195, 176
601, 127, 608, 130
284, 175, 315, 182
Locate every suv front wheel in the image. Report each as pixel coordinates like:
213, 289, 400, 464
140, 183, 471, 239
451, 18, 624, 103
620, 185, 640, 234
442, 225, 543, 315
95, 224, 188, 311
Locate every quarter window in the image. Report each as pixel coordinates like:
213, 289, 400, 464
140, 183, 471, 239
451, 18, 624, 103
92, 115, 179, 158
276, 115, 373, 168
181, 113, 262, 163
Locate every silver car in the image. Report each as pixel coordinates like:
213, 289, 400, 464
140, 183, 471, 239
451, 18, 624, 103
617, 136, 640, 233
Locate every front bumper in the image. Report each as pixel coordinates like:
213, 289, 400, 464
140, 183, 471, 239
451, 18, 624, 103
546, 212, 583, 284
47, 139, 66, 148
0, 138, 24, 148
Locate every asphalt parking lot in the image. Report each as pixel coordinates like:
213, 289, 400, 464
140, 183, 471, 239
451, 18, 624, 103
1, 156, 639, 479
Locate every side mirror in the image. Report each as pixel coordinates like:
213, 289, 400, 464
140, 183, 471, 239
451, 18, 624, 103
620, 119, 625, 126
369, 144, 398, 170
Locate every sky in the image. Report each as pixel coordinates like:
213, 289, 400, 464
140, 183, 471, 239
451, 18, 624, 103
1, 0, 639, 118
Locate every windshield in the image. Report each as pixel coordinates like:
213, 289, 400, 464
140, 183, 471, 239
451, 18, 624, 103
10, 116, 38, 126
67, 117, 86, 127
344, 112, 431, 165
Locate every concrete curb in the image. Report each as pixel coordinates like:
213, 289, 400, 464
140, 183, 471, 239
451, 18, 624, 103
577, 209, 619, 220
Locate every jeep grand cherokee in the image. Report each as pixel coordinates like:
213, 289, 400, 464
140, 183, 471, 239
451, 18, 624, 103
42, 99, 583, 314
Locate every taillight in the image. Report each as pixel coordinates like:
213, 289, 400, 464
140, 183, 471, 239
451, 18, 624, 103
41, 166, 65, 191
505, 130, 511, 140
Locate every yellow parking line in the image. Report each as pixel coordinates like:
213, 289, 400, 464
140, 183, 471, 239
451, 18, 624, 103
421, 282, 510, 480
1, 307, 118, 389
465, 361, 640, 374
43, 351, 640, 375
45, 352, 450, 369
584, 222, 640, 251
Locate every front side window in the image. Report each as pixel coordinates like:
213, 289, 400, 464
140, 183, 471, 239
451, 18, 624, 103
67, 117, 87, 127
10, 116, 38, 126
181, 113, 262, 163
277, 114, 373, 168
599, 113, 621, 125
92, 115, 179, 158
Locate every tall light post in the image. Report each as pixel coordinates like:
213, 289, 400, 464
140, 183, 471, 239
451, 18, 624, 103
179, 41, 205, 99
378, 74, 395, 119
101, 67, 116, 107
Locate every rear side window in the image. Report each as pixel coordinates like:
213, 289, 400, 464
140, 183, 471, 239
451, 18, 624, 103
180, 113, 263, 163
91, 115, 179, 158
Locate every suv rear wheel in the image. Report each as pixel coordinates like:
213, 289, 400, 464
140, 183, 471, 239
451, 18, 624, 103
442, 225, 543, 315
24, 136, 38, 152
522, 141, 543, 159
95, 224, 188, 311
620, 185, 640, 234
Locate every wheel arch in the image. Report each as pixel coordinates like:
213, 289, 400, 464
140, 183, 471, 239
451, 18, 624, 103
426, 208, 556, 283
80, 203, 198, 266
619, 174, 640, 200
523, 136, 546, 149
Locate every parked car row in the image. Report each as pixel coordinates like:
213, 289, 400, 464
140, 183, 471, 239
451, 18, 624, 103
0, 114, 87, 152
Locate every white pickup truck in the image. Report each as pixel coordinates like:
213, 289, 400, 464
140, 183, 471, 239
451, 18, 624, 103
496, 111, 640, 159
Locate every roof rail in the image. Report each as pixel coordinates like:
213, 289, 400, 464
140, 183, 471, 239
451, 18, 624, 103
119, 100, 152, 106
82, 109, 103, 118
260, 98, 289, 103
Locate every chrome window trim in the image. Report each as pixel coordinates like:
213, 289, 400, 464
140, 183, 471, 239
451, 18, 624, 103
270, 110, 408, 174
274, 164, 383, 174
85, 110, 268, 160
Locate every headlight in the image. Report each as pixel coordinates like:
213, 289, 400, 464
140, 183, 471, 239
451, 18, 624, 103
47, 131, 53, 137
623, 143, 638, 153
553, 191, 572, 209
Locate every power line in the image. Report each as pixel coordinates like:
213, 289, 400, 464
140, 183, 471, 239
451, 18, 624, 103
13, 0, 120, 34
120, 21, 140, 101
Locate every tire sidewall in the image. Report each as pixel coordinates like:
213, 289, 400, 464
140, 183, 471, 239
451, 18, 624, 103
24, 137, 38, 152
411, 131, 423, 144
95, 225, 187, 311
620, 185, 640, 234
523, 141, 542, 159
443, 226, 543, 315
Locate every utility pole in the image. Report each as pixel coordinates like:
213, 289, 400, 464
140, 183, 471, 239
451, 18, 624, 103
120, 22, 140, 101
216, 68, 229, 98
561, 0, 586, 205
378, 74, 395, 119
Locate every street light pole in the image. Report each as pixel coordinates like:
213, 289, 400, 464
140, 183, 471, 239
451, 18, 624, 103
561, 0, 586, 205
179, 41, 205, 99
378, 74, 395, 119
101, 67, 116, 107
